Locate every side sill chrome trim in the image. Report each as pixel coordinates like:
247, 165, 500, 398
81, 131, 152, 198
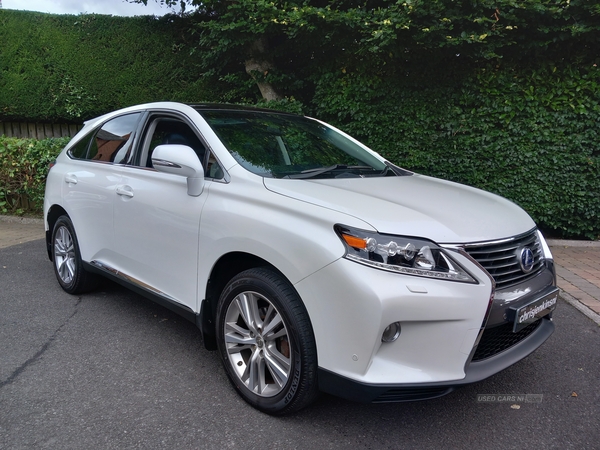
88, 260, 196, 323
90, 260, 179, 301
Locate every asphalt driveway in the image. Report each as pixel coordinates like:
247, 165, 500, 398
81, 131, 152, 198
1, 239, 599, 449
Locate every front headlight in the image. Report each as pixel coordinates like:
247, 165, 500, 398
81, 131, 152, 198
335, 225, 477, 283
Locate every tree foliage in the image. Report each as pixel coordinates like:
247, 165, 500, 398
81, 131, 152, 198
134, 0, 600, 103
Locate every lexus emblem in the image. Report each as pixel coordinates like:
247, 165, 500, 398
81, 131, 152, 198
519, 247, 534, 273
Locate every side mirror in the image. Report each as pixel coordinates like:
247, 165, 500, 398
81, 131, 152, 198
151, 144, 205, 196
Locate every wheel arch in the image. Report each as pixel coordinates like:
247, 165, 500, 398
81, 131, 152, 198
200, 251, 296, 351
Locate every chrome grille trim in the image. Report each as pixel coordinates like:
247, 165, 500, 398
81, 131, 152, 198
453, 229, 545, 290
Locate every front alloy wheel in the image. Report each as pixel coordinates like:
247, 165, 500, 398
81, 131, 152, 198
216, 268, 318, 415
224, 290, 292, 397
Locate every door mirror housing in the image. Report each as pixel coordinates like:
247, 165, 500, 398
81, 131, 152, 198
151, 145, 205, 196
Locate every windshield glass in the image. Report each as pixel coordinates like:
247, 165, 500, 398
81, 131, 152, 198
199, 110, 391, 179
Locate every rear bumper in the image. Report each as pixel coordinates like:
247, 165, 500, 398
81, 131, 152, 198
318, 315, 555, 403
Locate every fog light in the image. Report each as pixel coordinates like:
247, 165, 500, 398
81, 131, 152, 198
381, 322, 401, 343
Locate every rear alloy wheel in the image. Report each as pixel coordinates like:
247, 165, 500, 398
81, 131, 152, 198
216, 268, 318, 415
52, 215, 98, 294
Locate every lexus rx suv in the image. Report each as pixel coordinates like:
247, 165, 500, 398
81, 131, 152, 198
44, 102, 558, 414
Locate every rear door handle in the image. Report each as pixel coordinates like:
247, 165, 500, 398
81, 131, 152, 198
64, 174, 78, 184
116, 185, 134, 198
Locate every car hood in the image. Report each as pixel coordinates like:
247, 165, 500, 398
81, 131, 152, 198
263, 174, 535, 243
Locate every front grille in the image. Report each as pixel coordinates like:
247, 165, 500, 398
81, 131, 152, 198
472, 319, 542, 361
464, 229, 544, 290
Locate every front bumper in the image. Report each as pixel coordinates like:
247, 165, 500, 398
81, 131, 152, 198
296, 252, 556, 403
318, 316, 554, 403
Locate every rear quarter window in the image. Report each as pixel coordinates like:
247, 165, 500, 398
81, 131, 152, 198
68, 113, 141, 163
68, 132, 94, 159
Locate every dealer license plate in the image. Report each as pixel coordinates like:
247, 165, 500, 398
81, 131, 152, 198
511, 288, 559, 332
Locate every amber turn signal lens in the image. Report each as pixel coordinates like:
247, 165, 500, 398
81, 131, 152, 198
341, 233, 367, 250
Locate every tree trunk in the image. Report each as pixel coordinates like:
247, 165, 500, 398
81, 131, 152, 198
245, 37, 281, 101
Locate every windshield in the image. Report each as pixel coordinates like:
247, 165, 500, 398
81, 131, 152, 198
199, 110, 394, 179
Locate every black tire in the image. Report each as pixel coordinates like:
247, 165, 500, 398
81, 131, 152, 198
51, 215, 99, 294
216, 267, 319, 415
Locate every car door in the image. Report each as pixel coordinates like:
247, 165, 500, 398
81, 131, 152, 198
110, 113, 209, 311
61, 112, 142, 262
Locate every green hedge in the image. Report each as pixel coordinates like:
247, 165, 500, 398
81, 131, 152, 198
2, 61, 599, 238
0, 10, 211, 122
314, 63, 600, 240
0, 137, 68, 214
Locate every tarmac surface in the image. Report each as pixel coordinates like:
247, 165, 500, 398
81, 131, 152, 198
1, 214, 599, 449
1, 214, 599, 325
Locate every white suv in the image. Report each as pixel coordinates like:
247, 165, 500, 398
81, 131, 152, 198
44, 102, 559, 414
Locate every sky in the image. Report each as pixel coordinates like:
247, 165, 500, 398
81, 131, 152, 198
2, 0, 177, 16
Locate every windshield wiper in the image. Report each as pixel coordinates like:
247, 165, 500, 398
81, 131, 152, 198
383, 161, 413, 176
285, 164, 373, 179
